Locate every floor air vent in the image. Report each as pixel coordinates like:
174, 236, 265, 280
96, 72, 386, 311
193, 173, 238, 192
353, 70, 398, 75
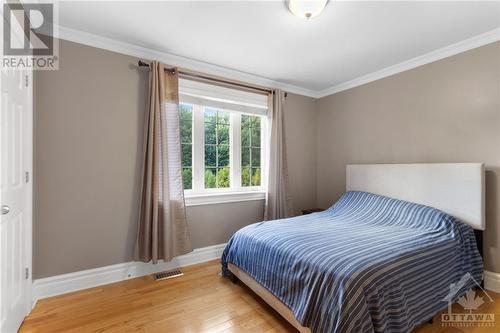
154, 269, 183, 281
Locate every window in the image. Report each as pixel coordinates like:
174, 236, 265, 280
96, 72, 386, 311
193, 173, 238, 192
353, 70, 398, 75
178, 79, 268, 204
179, 104, 267, 199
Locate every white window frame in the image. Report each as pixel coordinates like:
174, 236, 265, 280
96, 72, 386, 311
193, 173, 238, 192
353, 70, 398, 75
182, 103, 267, 206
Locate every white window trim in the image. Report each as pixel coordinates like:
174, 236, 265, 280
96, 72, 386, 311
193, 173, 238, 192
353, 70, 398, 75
179, 78, 268, 115
185, 191, 266, 207
181, 102, 268, 205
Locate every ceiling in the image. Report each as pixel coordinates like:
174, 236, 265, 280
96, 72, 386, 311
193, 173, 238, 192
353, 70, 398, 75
57, 1, 500, 94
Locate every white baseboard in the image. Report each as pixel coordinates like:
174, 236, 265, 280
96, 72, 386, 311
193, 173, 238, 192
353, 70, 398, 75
32, 248, 500, 309
32, 243, 226, 306
484, 270, 500, 294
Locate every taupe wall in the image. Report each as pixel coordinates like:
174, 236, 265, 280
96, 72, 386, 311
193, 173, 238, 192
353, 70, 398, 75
316, 42, 500, 273
33, 39, 317, 278
284, 93, 317, 214
35, 38, 498, 278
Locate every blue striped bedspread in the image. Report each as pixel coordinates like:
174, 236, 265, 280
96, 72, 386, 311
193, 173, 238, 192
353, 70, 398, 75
221, 191, 483, 333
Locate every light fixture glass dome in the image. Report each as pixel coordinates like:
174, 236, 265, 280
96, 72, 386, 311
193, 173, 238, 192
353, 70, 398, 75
286, 0, 329, 19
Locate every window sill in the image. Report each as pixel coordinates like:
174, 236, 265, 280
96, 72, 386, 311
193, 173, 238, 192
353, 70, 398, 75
184, 191, 266, 207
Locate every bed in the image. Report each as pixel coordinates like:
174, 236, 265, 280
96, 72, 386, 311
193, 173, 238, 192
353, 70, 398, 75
221, 163, 485, 333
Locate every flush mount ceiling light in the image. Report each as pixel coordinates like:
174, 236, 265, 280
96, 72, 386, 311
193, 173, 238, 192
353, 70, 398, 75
286, 0, 329, 19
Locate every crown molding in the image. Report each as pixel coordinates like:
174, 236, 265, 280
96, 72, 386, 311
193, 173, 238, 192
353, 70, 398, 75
54, 25, 319, 98
54, 25, 499, 100
316, 27, 500, 98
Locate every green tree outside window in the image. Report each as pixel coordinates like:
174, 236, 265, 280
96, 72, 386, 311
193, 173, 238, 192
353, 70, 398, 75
204, 108, 230, 188
179, 104, 193, 190
241, 115, 261, 187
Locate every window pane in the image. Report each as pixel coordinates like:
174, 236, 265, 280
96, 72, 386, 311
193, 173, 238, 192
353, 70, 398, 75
217, 167, 230, 188
205, 145, 216, 167
182, 168, 192, 190
241, 167, 251, 187
251, 127, 260, 147
218, 124, 229, 145
218, 145, 229, 166
241, 148, 250, 167
204, 108, 217, 124
204, 168, 216, 188
180, 104, 193, 191
203, 108, 232, 189
182, 144, 192, 166
180, 122, 192, 144
241, 114, 262, 187
251, 148, 260, 166
251, 116, 261, 127
251, 168, 261, 186
217, 110, 230, 125
180, 104, 193, 121
180, 104, 192, 144
242, 115, 250, 127
241, 126, 250, 147
205, 121, 216, 144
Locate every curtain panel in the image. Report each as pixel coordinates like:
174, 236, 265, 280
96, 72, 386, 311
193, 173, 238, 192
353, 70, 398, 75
264, 89, 295, 220
136, 61, 192, 263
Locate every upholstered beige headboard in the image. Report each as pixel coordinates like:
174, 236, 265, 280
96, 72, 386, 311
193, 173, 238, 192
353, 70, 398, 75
346, 163, 485, 230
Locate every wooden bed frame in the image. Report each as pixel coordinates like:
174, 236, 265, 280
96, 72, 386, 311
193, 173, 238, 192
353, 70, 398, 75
228, 163, 485, 332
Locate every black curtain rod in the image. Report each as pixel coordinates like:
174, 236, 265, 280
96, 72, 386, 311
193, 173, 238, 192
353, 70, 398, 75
137, 60, 285, 96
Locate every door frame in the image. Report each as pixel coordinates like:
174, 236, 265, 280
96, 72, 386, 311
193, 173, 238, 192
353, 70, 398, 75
25, 67, 34, 312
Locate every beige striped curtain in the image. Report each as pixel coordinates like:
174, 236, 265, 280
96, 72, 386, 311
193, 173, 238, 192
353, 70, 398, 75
264, 89, 295, 220
135, 61, 192, 263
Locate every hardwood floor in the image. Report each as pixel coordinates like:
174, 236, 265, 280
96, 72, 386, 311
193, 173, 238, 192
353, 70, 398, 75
20, 260, 499, 333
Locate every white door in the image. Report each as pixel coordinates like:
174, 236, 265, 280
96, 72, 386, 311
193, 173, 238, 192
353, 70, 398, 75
0, 65, 33, 333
